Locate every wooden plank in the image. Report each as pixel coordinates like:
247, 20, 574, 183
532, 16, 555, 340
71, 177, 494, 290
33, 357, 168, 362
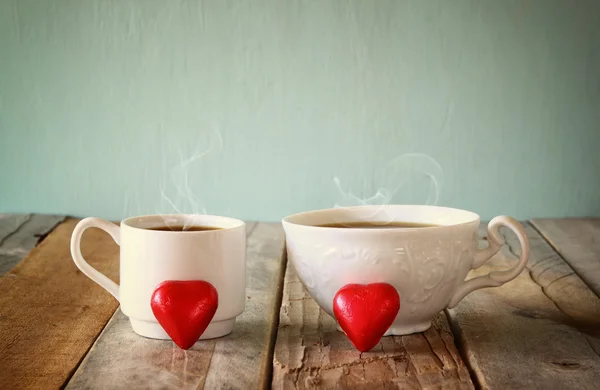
0, 214, 31, 242
67, 221, 287, 390
0, 214, 32, 275
0, 218, 120, 389
531, 218, 600, 298
0, 214, 66, 276
204, 222, 286, 390
447, 222, 600, 389
272, 263, 474, 389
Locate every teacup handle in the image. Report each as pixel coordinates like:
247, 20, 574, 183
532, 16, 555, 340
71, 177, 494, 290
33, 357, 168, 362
70, 217, 121, 300
447, 216, 529, 308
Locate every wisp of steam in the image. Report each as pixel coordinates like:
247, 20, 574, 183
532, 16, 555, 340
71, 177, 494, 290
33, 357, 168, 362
157, 126, 223, 230
333, 153, 444, 223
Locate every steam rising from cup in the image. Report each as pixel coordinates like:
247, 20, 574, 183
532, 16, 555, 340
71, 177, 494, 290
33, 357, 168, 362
333, 153, 444, 224
157, 126, 223, 230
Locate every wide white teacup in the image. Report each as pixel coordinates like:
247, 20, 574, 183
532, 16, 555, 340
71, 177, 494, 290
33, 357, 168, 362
282, 205, 529, 335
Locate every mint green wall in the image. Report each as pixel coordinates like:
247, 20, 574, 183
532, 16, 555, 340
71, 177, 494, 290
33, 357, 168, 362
1, 0, 599, 222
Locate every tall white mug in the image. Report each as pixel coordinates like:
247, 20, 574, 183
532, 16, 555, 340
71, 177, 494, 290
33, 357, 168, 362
70, 214, 246, 340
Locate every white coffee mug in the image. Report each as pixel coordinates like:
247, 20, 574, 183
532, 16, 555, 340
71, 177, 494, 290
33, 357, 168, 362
70, 214, 246, 340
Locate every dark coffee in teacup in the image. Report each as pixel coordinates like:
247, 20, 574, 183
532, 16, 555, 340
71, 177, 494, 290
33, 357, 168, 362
147, 225, 222, 232
317, 221, 438, 229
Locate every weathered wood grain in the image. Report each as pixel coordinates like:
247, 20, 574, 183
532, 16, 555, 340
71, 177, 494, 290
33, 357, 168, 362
0, 218, 120, 389
0, 214, 31, 242
447, 222, 600, 390
531, 218, 600, 298
273, 264, 474, 389
204, 222, 286, 390
0, 214, 66, 276
67, 221, 287, 390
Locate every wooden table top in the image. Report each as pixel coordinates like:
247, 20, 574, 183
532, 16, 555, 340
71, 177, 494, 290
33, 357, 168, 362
0, 214, 598, 389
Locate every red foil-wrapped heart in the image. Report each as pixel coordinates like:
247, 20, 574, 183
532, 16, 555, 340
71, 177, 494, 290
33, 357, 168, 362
150, 280, 218, 350
333, 283, 400, 352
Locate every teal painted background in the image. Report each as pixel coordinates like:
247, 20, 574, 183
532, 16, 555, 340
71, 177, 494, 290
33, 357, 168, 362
1, 0, 599, 222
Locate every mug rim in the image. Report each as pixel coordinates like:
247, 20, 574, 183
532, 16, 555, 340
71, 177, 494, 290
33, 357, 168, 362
121, 213, 245, 233
282, 205, 480, 231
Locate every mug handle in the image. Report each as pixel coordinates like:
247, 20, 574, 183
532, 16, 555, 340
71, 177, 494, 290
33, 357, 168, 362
447, 216, 529, 308
70, 217, 121, 300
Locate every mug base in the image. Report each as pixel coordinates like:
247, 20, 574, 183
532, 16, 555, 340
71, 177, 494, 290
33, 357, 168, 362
336, 321, 432, 336
130, 318, 236, 340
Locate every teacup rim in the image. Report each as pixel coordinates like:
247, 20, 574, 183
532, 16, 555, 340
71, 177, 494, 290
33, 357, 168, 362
282, 205, 481, 231
121, 213, 245, 233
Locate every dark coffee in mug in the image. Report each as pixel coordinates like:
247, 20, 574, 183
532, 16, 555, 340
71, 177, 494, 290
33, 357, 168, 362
148, 225, 222, 232
317, 222, 438, 229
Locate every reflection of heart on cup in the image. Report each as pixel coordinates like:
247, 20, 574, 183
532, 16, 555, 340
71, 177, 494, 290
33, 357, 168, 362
333, 283, 400, 352
151, 280, 218, 350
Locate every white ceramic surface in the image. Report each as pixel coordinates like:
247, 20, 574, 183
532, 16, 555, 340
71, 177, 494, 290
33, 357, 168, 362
282, 205, 529, 335
70, 214, 246, 340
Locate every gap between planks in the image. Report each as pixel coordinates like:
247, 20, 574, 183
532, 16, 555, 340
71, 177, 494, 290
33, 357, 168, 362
261, 235, 289, 389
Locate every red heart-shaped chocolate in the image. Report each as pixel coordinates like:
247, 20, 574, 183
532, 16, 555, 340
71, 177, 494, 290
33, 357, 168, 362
150, 280, 218, 350
333, 283, 400, 352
